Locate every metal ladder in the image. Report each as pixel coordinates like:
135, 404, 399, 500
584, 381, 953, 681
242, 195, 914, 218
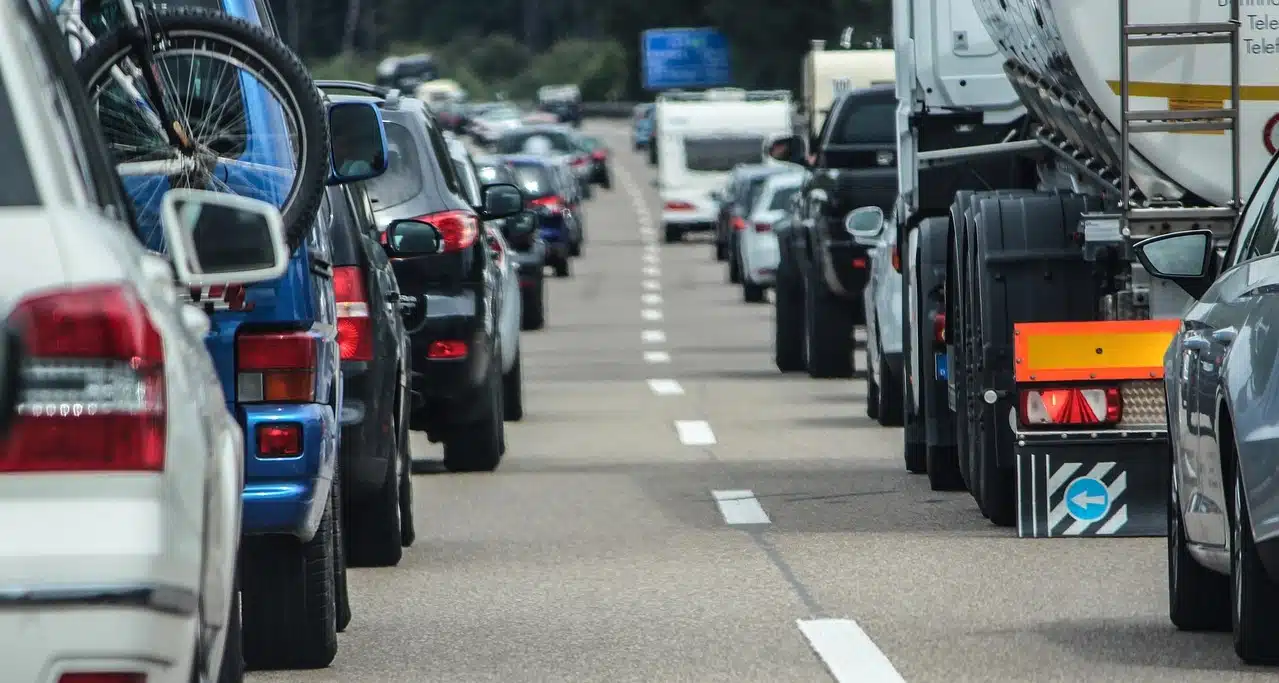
1118, 1, 1241, 227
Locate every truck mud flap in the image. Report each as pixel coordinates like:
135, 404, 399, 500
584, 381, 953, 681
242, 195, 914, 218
1016, 431, 1170, 538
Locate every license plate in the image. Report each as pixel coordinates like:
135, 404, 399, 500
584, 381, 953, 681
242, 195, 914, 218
935, 352, 948, 380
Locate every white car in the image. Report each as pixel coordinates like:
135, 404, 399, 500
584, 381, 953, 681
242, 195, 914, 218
470, 105, 525, 146
0, 3, 291, 680
736, 172, 804, 302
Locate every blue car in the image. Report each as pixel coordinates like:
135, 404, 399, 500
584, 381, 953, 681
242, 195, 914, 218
633, 103, 654, 151
503, 154, 580, 278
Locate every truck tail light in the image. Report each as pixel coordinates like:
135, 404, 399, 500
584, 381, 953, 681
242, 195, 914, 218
236, 331, 319, 403
933, 312, 946, 343
333, 266, 373, 362
754, 222, 772, 233
0, 285, 166, 473
1019, 386, 1121, 427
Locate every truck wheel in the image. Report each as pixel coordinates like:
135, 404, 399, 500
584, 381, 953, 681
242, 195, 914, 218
241, 503, 338, 670
521, 279, 546, 330
443, 362, 504, 473
743, 281, 766, 303
918, 216, 964, 492
663, 224, 681, 243
1169, 470, 1229, 631
1232, 464, 1279, 663
346, 430, 404, 568
773, 254, 806, 372
876, 352, 904, 427
503, 349, 524, 421
804, 281, 854, 379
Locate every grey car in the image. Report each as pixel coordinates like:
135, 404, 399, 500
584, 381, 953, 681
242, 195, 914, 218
712, 164, 789, 264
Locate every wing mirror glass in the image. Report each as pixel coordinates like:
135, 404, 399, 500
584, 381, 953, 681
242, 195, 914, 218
844, 206, 886, 246
765, 133, 808, 166
1134, 229, 1217, 299
385, 220, 445, 256
327, 101, 389, 184
160, 189, 290, 287
481, 182, 524, 219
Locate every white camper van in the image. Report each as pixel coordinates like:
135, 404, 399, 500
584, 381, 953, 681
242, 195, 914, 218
655, 88, 793, 243
802, 43, 895, 140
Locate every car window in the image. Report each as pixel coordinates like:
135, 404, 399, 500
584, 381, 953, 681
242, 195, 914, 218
685, 137, 764, 173
1247, 192, 1279, 261
424, 121, 464, 196
511, 164, 554, 198
452, 158, 480, 205
1229, 152, 1279, 265
364, 122, 423, 209
768, 185, 800, 211
830, 101, 896, 144
496, 130, 573, 155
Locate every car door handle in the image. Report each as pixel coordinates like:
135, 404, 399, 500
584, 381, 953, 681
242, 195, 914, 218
1212, 327, 1238, 345
1182, 337, 1211, 352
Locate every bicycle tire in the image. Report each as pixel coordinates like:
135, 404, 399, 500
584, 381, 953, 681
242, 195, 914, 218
75, 7, 328, 249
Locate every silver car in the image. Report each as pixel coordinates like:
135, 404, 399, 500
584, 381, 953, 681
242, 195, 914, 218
846, 206, 904, 427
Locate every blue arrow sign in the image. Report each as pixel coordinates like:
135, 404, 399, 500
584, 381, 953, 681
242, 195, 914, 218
641, 28, 732, 91
1064, 477, 1111, 522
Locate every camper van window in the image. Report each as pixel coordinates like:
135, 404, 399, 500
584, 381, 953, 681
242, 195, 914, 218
684, 136, 765, 173
830, 102, 896, 145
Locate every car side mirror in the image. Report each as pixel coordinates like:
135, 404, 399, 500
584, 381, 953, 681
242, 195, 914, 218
160, 189, 290, 287
765, 133, 809, 167
1134, 229, 1217, 300
385, 219, 445, 255
503, 211, 537, 237
326, 101, 389, 185
844, 206, 886, 246
0, 321, 25, 439
480, 182, 523, 219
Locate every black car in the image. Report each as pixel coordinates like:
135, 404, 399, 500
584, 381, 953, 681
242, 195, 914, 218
328, 183, 415, 567
577, 135, 612, 189
375, 53, 438, 92
502, 154, 581, 278
475, 156, 548, 330
316, 81, 519, 473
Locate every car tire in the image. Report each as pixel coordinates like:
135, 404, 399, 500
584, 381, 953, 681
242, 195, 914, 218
803, 282, 854, 379
876, 354, 904, 427
774, 256, 806, 373
715, 241, 728, 262
663, 224, 681, 243
442, 362, 504, 473
503, 349, 524, 421
601, 172, 612, 190
240, 500, 338, 670
345, 430, 404, 568
865, 362, 880, 420
743, 281, 766, 303
1169, 471, 1229, 631
398, 419, 416, 548
1232, 465, 1279, 662
330, 471, 351, 631
729, 250, 742, 284
215, 581, 243, 683
904, 439, 927, 474
521, 279, 546, 331
569, 239, 582, 257
553, 257, 570, 278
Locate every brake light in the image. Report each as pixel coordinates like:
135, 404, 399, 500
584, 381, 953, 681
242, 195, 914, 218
428, 340, 468, 359
333, 266, 373, 362
59, 674, 145, 683
256, 422, 302, 458
591, 150, 607, 161
933, 312, 946, 343
236, 331, 319, 403
0, 285, 166, 473
731, 216, 747, 231
852, 257, 867, 268
891, 245, 901, 272
1019, 387, 1122, 427
530, 195, 564, 213
414, 210, 479, 252
754, 223, 772, 233
665, 201, 695, 211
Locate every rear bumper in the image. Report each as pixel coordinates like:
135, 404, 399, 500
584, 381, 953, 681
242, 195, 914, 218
241, 402, 336, 540
340, 361, 392, 498
405, 291, 490, 418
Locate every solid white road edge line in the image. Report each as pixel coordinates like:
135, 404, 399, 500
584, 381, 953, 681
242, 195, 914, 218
646, 379, 685, 396
641, 329, 666, 343
797, 619, 906, 683
674, 420, 716, 446
641, 309, 663, 321
643, 351, 671, 363
642, 293, 663, 306
711, 489, 771, 525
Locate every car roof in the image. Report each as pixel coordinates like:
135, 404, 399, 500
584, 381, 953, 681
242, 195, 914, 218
501, 153, 557, 166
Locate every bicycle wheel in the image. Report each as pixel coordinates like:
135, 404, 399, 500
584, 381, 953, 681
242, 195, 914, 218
76, 7, 328, 250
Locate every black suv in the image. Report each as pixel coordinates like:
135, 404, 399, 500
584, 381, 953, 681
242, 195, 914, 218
326, 181, 416, 567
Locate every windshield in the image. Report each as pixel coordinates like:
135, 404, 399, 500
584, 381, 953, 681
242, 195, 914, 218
496, 131, 573, 155
363, 123, 422, 210
510, 164, 555, 198
830, 102, 896, 145
684, 136, 764, 173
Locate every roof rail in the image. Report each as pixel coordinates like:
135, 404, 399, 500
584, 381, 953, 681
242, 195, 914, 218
314, 80, 390, 99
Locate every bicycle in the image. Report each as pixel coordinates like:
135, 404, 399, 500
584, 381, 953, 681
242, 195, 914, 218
51, 0, 329, 249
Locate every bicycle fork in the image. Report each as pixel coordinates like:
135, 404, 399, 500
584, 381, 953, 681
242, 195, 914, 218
126, 4, 191, 151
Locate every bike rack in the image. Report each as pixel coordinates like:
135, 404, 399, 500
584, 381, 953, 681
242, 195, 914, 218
314, 80, 392, 98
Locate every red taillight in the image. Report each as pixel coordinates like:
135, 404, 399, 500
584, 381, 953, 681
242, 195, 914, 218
59, 675, 145, 683
428, 340, 468, 359
890, 246, 901, 272
236, 332, 319, 403
415, 210, 479, 253
591, 150, 607, 161
852, 257, 868, 268
665, 201, 695, 211
0, 285, 166, 473
754, 223, 772, 233
731, 216, 747, 231
530, 195, 564, 213
933, 312, 946, 343
256, 422, 302, 458
333, 266, 373, 362
1019, 387, 1122, 427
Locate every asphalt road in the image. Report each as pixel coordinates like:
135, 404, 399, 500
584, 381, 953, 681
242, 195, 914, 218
250, 121, 1273, 683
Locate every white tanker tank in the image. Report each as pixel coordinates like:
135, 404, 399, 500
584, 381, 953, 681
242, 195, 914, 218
970, 0, 1267, 209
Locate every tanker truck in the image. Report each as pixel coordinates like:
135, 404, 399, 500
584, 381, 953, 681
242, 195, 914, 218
881, 0, 1256, 538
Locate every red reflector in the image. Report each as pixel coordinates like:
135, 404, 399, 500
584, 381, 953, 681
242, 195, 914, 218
890, 245, 901, 272
59, 675, 145, 683
934, 312, 946, 343
1019, 387, 1122, 427
754, 223, 772, 233
852, 258, 868, 268
731, 216, 746, 231
415, 210, 479, 252
333, 266, 373, 361
0, 285, 166, 473
256, 423, 303, 457
428, 340, 468, 359
665, 201, 695, 211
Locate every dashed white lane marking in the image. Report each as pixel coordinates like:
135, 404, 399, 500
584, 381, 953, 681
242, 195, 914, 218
643, 351, 671, 364
642, 266, 661, 277
642, 280, 661, 291
674, 420, 716, 446
643, 253, 660, 264
712, 489, 771, 525
641, 308, 663, 321
797, 619, 906, 683
647, 379, 685, 396
642, 293, 663, 306
642, 329, 666, 343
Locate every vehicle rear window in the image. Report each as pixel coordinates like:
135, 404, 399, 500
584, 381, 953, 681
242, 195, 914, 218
830, 102, 896, 145
364, 122, 422, 210
0, 71, 39, 207
768, 185, 800, 211
495, 131, 573, 155
510, 164, 554, 198
685, 137, 763, 173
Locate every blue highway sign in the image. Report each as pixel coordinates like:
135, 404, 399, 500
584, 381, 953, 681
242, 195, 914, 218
1064, 477, 1110, 522
641, 28, 731, 91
